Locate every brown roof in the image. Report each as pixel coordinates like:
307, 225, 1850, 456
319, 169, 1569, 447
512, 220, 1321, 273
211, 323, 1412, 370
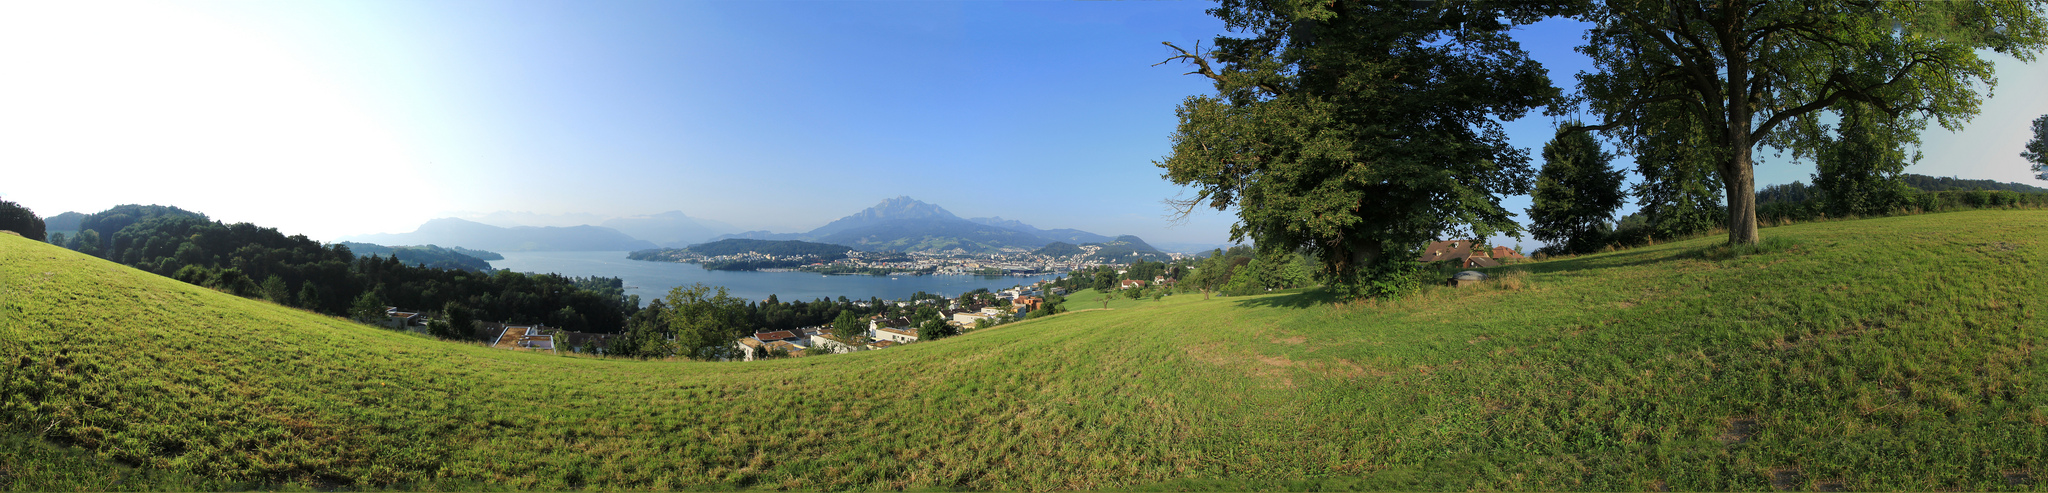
1462, 256, 1501, 269
870, 341, 899, 349
1419, 240, 1478, 262
876, 327, 918, 338
755, 330, 798, 341
1491, 245, 1525, 259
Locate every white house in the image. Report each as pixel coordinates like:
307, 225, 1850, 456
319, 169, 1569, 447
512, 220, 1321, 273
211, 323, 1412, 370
872, 326, 919, 344
809, 334, 859, 354
952, 312, 991, 327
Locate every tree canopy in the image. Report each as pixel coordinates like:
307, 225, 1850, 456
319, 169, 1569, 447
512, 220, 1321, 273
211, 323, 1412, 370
1574, 0, 2048, 245
1157, 0, 1564, 298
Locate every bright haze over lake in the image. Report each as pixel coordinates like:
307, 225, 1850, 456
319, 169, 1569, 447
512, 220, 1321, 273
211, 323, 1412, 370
490, 251, 1059, 306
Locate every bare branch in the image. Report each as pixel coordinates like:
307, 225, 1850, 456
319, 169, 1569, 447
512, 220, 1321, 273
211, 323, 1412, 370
1155, 41, 1221, 81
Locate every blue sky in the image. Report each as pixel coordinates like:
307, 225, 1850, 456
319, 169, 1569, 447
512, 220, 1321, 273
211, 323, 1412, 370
3, 1, 2043, 251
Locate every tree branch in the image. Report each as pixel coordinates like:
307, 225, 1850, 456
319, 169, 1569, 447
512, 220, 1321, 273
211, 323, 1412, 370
1156, 42, 1220, 80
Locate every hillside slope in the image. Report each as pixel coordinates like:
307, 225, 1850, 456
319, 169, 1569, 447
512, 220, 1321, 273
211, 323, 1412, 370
3, 211, 2045, 490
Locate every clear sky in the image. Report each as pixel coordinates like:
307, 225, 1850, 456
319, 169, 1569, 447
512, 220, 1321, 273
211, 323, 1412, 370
3, 1, 2044, 251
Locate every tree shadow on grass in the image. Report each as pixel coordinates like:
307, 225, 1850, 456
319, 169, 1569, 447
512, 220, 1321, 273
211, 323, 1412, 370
1231, 288, 1342, 310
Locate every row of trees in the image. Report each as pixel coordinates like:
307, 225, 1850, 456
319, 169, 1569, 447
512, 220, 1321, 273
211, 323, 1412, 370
1158, 0, 2048, 298
0, 200, 45, 241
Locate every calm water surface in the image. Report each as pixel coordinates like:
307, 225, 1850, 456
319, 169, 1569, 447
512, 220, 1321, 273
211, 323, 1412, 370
490, 251, 1058, 306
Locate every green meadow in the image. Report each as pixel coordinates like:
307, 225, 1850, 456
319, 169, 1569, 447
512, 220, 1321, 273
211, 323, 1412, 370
2, 210, 2044, 491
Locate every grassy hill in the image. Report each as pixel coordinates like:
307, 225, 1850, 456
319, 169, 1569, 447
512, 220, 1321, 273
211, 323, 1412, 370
3, 210, 2045, 490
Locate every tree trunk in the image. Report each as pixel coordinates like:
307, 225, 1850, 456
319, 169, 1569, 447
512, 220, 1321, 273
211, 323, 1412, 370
1723, 144, 1761, 245
1349, 238, 1383, 271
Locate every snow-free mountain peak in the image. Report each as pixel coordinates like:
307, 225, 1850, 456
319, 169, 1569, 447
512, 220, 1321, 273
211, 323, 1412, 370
806, 196, 961, 237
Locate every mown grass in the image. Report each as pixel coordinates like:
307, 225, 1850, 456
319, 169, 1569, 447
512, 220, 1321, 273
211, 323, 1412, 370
2, 210, 2044, 491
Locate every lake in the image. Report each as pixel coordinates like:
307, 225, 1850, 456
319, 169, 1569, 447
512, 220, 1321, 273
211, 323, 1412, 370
489, 251, 1060, 306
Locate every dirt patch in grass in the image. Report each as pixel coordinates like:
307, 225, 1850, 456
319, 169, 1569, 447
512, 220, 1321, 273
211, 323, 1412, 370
2005, 470, 2033, 487
1770, 468, 1803, 491
1272, 336, 1307, 345
1718, 416, 1758, 445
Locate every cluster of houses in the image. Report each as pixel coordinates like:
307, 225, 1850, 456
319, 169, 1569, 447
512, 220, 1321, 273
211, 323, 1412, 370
732, 304, 1018, 360
380, 278, 1071, 360
381, 306, 616, 355
1118, 275, 1176, 290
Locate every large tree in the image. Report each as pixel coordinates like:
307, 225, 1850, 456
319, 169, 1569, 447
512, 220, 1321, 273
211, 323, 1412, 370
1530, 126, 1627, 254
1575, 0, 2048, 244
1157, 0, 1565, 297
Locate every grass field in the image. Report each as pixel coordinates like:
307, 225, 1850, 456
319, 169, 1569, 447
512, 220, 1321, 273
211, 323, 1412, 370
2, 210, 2044, 491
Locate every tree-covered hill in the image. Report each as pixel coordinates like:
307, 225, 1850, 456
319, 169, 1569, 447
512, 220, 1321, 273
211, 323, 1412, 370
1899, 173, 2048, 193
1032, 241, 1084, 257
333, 242, 498, 272
683, 238, 852, 258
38, 205, 635, 332
4, 210, 2045, 490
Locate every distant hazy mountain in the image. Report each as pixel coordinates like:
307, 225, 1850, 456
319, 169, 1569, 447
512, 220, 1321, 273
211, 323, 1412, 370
600, 211, 737, 248
715, 230, 813, 241
340, 218, 657, 252
1087, 236, 1170, 262
459, 211, 611, 228
967, 216, 1112, 244
808, 196, 962, 237
42, 211, 86, 232
707, 196, 1147, 255
817, 218, 1049, 254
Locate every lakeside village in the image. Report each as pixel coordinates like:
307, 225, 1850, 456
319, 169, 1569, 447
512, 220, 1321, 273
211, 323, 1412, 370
377, 278, 1089, 360
631, 245, 1192, 277
376, 238, 1524, 361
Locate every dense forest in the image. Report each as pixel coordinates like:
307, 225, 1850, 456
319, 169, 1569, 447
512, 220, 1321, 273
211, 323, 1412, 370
40, 204, 636, 333
335, 242, 498, 272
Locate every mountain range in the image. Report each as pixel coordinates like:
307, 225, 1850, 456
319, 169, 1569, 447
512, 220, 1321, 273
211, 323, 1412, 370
339, 218, 657, 252
710, 196, 1132, 254
346, 197, 1154, 255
